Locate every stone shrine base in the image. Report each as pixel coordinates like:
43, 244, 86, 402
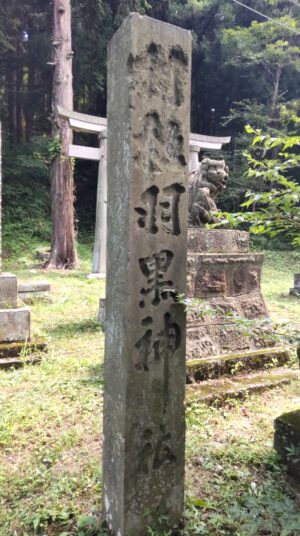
187, 229, 273, 359
185, 229, 297, 405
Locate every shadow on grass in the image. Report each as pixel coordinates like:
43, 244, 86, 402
82, 362, 105, 386
47, 318, 104, 338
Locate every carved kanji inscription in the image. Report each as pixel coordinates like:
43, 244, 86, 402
135, 183, 185, 236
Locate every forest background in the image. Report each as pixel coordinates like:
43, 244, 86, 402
1, 0, 300, 256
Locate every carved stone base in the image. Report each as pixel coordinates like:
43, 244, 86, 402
186, 229, 274, 361
0, 273, 18, 308
0, 306, 30, 342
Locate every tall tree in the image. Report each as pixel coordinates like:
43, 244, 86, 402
46, 0, 77, 269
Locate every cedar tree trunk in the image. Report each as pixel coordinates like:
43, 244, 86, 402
46, 0, 77, 269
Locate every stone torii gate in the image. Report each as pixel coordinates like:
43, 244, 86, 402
58, 105, 230, 275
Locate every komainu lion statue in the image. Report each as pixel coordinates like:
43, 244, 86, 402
189, 157, 229, 227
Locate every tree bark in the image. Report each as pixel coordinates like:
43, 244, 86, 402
25, 64, 35, 142
46, 0, 77, 269
16, 60, 24, 144
7, 67, 17, 144
270, 65, 281, 118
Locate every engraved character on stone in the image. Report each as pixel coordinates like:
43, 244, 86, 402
139, 250, 175, 306
135, 184, 185, 236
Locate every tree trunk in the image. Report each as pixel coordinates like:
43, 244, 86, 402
7, 67, 17, 144
16, 61, 24, 144
25, 64, 35, 142
270, 65, 281, 118
46, 0, 77, 269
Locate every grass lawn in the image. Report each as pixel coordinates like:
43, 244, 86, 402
0, 242, 300, 535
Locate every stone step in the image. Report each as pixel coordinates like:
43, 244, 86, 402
0, 337, 47, 369
186, 347, 291, 383
0, 355, 42, 370
18, 281, 51, 304
186, 368, 299, 406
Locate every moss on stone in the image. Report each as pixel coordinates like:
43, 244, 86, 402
277, 410, 300, 429
0, 337, 47, 358
186, 369, 299, 406
186, 347, 290, 368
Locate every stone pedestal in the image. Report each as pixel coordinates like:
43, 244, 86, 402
290, 274, 300, 297
0, 306, 30, 342
186, 229, 273, 360
0, 273, 18, 308
0, 273, 31, 343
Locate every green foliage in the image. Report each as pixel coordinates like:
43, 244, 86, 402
48, 134, 61, 162
2, 0, 300, 221
218, 126, 300, 247
2, 136, 51, 256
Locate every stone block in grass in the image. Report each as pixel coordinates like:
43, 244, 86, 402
274, 409, 300, 482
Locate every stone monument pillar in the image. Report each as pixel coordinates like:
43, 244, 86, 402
103, 13, 191, 536
290, 274, 300, 297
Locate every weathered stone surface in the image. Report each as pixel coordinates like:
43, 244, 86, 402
186, 347, 291, 383
188, 229, 249, 254
0, 355, 41, 369
186, 229, 272, 361
97, 298, 106, 324
274, 410, 300, 481
103, 13, 191, 536
0, 273, 17, 308
18, 281, 51, 293
187, 368, 299, 406
18, 281, 51, 304
188, 158, 229, 227
290, 274, 300, 297
187, 252, 264, 299
18, 291, 50, 304
0, 337, 47, 358
0, 306, 30, 342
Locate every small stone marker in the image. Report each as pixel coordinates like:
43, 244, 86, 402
18, 280, 51, 303
290, 273, 300, 297
0, 273, 18, 309
102, 13, 191, 535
